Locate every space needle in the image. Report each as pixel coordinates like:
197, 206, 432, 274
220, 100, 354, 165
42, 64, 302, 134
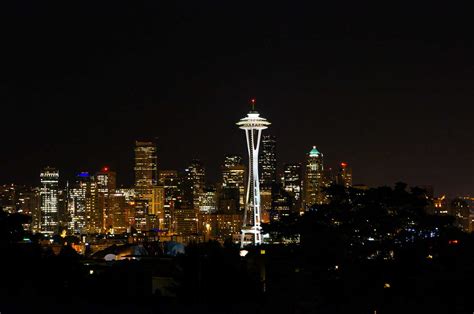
237, 99, 271, 247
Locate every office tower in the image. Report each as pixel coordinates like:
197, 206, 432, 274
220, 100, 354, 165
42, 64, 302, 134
186, 159, 206, 210
134, 140, 158, 196
237, 100, 271, 246
96, 167, 117, 194
221, 155, 246, 211
336, 162, 353, 188
113, 188, 136, 233
175, 207, 198, 236
159, 170, 179, 233
260, 190, 272, 223
0, 184, 16, 213
259, 135, 277, 191
17, 187, 41, 232
149, 186, 165, 230
40, 167, 59, 235
200, 185, 218, 214
304, 146, 325, 209
68, 172, 91, 234
85, 178, 100, 234
283, 163, 303, 212
271, 184, 292, 221
133, 199, 149, 233
108, 193, 129, 234
57, 186, 70, 232
96, 167, 117, 233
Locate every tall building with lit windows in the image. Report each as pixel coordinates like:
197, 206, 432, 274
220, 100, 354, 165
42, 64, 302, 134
336, 162, 353, 188
40, 167, 59, 235
159, 170, 179, 233
96, 167, 117, 233
283, 163, 303, 212
68, 172, 90, 234
304, 146, 325, 209
221, 155, 246, 211
200, 185, 217, 214
259, 135, 277, 191
186, 159, 206, 210
134, 141, 158, 196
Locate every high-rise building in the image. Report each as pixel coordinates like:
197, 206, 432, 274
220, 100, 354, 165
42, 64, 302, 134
68, 172, 90, 234
68, 172, 102, 234
0, 184, 17, 213
159, 170, 179, 233
40, 167, 59, 235
133, 199, 149, 233
271, 184, 292, 221
148, 186, 165, 230
200, 185, 218, 214
259, 135, 277, 191
336, 162, 353, 189
109, 193, 129, 234
134, 141, 158, 196
96, 167, 117, 233
115, 188, 136, 233
283, 163, 303, 212
186, 159, 206, 210
17, 187, 41, 232
221, 155, 246, 211
304, 146, 325, 209
237, 101, 271, 246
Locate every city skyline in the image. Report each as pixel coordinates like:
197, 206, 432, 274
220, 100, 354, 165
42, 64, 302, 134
0, 115, 468, 198
1, 4, 473, 197
1, 4, 474, 313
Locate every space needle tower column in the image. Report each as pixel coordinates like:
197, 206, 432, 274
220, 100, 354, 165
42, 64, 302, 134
237, 99, 271, 247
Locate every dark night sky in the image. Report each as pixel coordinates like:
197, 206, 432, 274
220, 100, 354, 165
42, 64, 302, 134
0, 2, 473, 196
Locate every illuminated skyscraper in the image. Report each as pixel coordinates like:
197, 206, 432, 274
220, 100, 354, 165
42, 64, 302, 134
259, 135, 277, 191
96, 167, 117, 233
283, 163, 303, 212
221, 155, 246, 211
200, 185, 217, 214
17, 187, 41, 232
237, 100, 271, 247
336, 162, 353, 188
68, 172, 101, 234
304, 146, 325, 209
186, 159, 206, 210
68, 172, 90, 234
159, 170, 179, 233
134, 140, 158, 196
40, 167, 59, 235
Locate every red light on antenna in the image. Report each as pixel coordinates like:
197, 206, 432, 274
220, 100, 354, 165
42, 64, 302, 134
341, 162, 348, 167
251, 98, 256, 103
103, 167, 109, 172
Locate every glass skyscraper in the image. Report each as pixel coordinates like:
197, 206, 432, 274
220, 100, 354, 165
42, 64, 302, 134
40, 167, 59, 235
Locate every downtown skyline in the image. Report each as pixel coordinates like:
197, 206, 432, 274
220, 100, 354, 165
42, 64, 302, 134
2, 4, 474, 313
0, 102, 470, 198
1, 4, 473, 197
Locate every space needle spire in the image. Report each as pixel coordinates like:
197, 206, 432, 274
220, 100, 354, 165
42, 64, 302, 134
237, 99, 271, 247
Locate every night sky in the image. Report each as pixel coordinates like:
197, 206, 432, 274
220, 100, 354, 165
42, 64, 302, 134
1, 2, 473, 196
